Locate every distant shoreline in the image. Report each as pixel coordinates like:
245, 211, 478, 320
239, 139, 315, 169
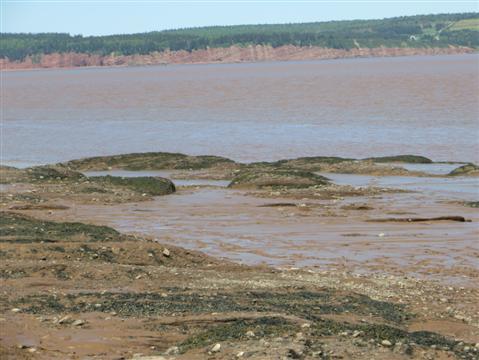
1, 45, 476, 72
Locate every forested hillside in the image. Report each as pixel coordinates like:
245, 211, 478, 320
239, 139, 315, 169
1, 13, 478, 61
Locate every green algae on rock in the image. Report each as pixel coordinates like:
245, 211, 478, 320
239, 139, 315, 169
26, 165, 86, 181
228, 169, 330, 189
364, 155, 433, 163
0, 165, 84, 184
448, 163, 479, 176
63, 152, 236, 171
0, 211, 122, 243
268, 156, 352, 171
88, 175, 176, 196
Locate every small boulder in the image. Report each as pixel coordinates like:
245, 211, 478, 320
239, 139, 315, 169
164, 346, 179, 355
210, 343, 221, 353
448, 163, 479, 176
381, 340, 393, 347
72, 319, 85, 327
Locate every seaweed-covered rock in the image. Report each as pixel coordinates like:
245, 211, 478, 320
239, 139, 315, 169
0, 211, 121, 243
228, 169, 330, 189
0, 166, 25, 184
63, 152, 236, 171
448, 163, 479, 176
269, 156, 352, 172
364, 155, 432, 164
26, 165, 85, 181
89, 175, 176, 196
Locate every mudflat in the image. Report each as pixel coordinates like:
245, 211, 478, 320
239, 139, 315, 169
1, 153, 478, 359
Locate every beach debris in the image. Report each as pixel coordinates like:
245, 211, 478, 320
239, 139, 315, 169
368, 216, 468, 223
258, 202, 297, 207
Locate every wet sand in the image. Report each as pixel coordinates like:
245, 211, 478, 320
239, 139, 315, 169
44, 177, 479, 287
1, 156, 479, 359
4, 162, 478, 287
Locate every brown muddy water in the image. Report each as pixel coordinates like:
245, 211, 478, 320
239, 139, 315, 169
60, 167, 478, 286
3, 54, 479, 166
2, 54, 479, 285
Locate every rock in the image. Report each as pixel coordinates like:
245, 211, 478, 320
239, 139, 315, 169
11, 308, 21, 313
236, 351, 245, 358
365, 155, 432, 164
245, 330, 255, 338
64, 152, 235, 171
58, 315, 72, 324
228, 168, 330, 189
352, 330, 362, 338
301, 323, 310, 328
448, 163, 479, 176
164, 346, 179, 355
287, 348, 303, 359
89, 175, 176, 196
72, 319, 85, 326
162, 248, 170, 257
211, 343, 221, 353
381, 340, 393, 347
378, 233, 385, 237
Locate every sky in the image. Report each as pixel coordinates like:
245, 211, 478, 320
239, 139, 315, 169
2, 1, 478, 36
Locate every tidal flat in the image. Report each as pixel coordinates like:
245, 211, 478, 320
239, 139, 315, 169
1, 152, 478, 359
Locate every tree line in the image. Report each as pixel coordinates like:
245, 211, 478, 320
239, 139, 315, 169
1, 12, 478, 61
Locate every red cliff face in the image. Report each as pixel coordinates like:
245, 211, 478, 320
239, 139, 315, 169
0, 45, 475, 70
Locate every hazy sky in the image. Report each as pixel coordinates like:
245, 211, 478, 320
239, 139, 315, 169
2, 1, 478, 36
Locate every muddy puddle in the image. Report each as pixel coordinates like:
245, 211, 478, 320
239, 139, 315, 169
53, 171, 479, 286
320, 172, 479, 200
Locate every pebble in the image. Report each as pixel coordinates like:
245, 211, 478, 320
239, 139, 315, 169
11, 308, 21, 313
381, 340, 393, 347
211, 343, 221, 353
162, 248, 170, 257
245, 330, 255, 338
72, 319, 85, 326
378, 233, 385, 237
236, 351, 245, 358
164, 346, 179, 355
58, 315, 71, 324
352, 330, 362, 338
